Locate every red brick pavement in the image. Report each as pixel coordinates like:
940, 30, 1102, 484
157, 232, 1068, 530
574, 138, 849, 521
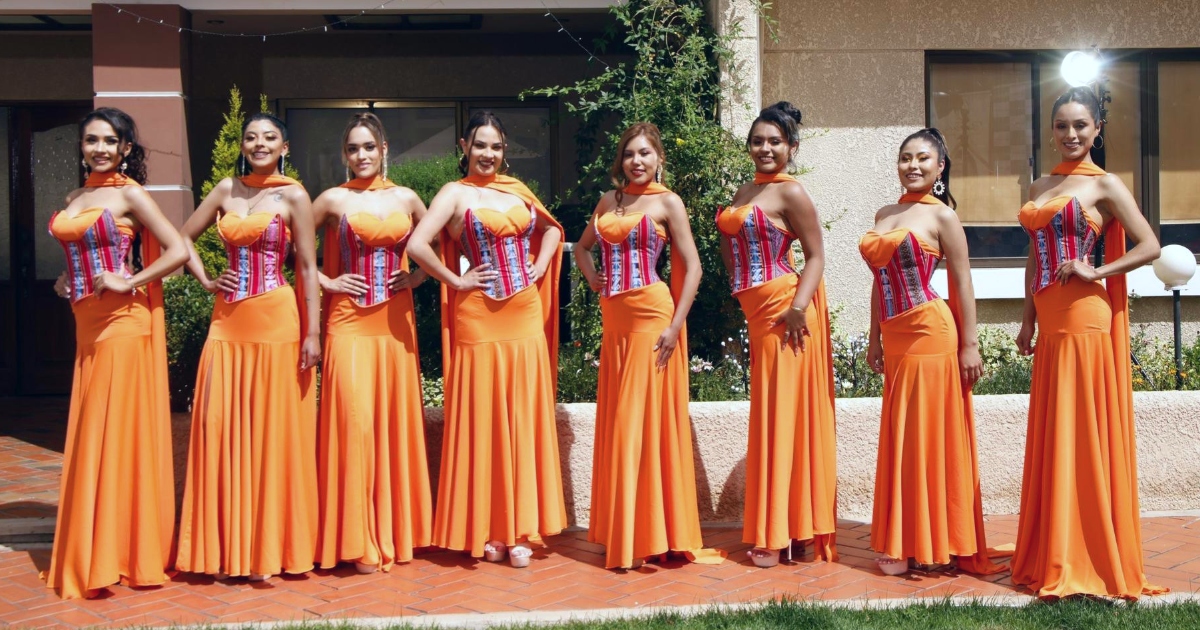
1, 399, 1197, 628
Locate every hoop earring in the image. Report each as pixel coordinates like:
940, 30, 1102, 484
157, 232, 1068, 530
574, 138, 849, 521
932, 178, 946, 196
1093, 135, 1104, 149
654, 166, 662, 184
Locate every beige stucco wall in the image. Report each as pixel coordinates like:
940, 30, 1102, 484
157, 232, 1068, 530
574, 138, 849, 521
758, 0, 1200, 338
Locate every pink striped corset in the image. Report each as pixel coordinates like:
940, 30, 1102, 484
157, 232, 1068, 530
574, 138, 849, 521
218, 212, 290, 302
1019, 196, 1100, 295
338, 213, 410, 307
860, 230, 941, 322
49, 208, 134, 303
595, 212, 665, 298
716, 204, 796, 293
460, 204, 537, 300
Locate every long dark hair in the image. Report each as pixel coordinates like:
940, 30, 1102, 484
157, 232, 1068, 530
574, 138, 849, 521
899, 127, 956, 209
240, 112, 289, 175
458, 110, 507, 176
80, 107, 148, 184
1051, 86, 1104, 163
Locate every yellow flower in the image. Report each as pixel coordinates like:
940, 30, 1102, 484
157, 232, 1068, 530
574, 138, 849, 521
675, 137, 685, 146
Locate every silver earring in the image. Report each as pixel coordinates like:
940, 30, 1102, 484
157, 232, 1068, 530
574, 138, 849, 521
81, 159, 90, 175
932, 178, 946, 196
120, 161, 127, 175
1093, 135, 1104, 149
280, 154, 287, 174
655, 166, 662, 183
382, 154, 388, 181
238, 155, 246, 176
345, 164, 351, 183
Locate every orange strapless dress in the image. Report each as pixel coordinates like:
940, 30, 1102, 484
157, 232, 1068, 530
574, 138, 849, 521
175, 211, 318, 578
44, 207, 175, 599
716, 204, 838, 558
1011, 197, 1164, 598
316, 211, 432, 570
859, 228, 1001, 574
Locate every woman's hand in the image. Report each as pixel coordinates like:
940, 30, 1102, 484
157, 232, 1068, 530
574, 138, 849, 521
54, 271, 70, 298
299, 334, 321, 372
389, 269, 426, 291
1016, 321, 1036, 356
323, 273, 369, 296
775, 306, 810, 355
959, 344, 983, 389
1056, 259, 1099, 285
525, 260, 546, 284
653, 325, 682, 370
92, 272, 134, 296
867, 337, 884, 374
586, 272, 608, 293
456, 263, 499, 292
202, 269, 239, 295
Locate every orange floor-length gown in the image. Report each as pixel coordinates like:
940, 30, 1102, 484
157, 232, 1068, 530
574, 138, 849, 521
860, 193, 1002, 574
717, 175, 838, 559
1011, 161, 1165, 599
176, 174, 318, 578
316, 175, 431, 570
44, 172, 175, 599
588, 182, 724, 569
431, 174, 567, 557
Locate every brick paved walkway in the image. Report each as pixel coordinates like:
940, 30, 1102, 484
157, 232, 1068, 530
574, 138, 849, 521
1, 398, 1197, 629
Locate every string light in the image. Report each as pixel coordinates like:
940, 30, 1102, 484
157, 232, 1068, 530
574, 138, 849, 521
540, 1, 609, 68
99, 0, 407, 39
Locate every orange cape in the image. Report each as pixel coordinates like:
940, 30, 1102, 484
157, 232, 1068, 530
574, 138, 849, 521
1049, 160, 1132, 448
442, 174, 563, 383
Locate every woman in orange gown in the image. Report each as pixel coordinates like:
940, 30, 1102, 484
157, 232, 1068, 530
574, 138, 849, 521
313, 113, 432, 574
1012, 87, 1164, 599
574, 122, 722, 570
44, 108, 189, 599
860, 128, 1001, 575
717, 102, 838, 565
407, 110, 566, 564
175, 113, 321, 581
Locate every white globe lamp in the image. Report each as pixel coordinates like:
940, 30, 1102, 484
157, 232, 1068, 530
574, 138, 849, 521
1061, 51, 1102, 87
1152, 244, 1196, 388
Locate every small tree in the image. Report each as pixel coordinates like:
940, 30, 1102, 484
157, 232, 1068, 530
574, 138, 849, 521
526, 0, 755, 362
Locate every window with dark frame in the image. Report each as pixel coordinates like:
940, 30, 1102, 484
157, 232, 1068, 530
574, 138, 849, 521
927, 50, 1200, 263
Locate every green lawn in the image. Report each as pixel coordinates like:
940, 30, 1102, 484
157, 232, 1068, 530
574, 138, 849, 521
241, 597, 1200, 630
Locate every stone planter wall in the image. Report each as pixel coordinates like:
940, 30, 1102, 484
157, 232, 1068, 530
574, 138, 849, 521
170, 391, 1200, 525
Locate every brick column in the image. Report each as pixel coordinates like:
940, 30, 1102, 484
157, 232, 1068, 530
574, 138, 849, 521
92, 3, 192, 227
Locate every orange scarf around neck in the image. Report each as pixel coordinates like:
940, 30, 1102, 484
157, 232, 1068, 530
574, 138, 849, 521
753, 172, 797, 185
623, 182, 671, 196
85, 171, 137, 188
340, 175, 396, 191
899, 192, 941, 205
240, 173, 301, 188
1051, 160, 1106, 177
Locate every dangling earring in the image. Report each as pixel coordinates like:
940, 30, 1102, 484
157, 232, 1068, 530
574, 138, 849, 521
279, 154, 287, 174
382, 154, 389, 181
81, 159, 90, 175
120, 160, 128, 175
1093, 135, 1105, 149
345, 164, 351, 183
654, 166, 662, 184
238, 154, 247, 176
502, 158, 511, 173
458, 152, 468, 174
1048, 136, 1056, 148
932, 178, 946, 196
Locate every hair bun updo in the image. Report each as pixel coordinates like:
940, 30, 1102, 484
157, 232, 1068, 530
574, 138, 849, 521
766, 101, 802, 127
747, 100, 803, 148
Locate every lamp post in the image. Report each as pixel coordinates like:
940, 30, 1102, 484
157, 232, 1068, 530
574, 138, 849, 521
1152, 245, 1197, 389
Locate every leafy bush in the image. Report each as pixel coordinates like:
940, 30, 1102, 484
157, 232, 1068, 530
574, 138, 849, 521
526, 0, 755, 363
163, 274, 214, 411
1130, 326, 1200, 391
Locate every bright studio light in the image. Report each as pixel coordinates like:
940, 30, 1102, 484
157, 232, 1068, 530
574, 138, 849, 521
1061, 51, 1102, 87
